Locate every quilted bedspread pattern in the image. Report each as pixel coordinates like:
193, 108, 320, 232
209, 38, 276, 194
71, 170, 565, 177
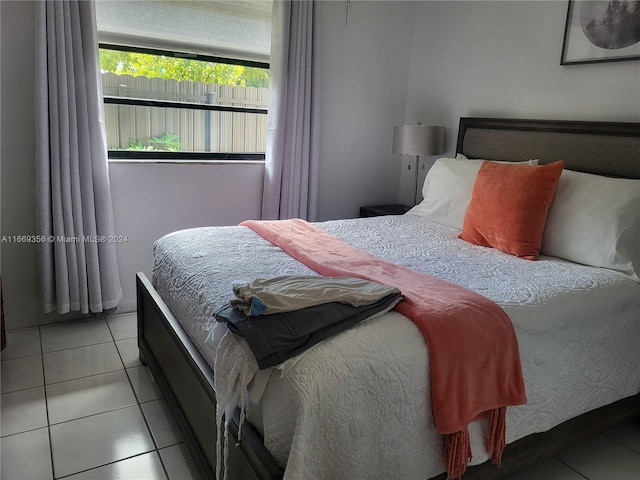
152, 214, 640, 480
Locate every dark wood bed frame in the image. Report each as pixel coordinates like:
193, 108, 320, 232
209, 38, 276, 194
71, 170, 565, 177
137, 117, 640, 480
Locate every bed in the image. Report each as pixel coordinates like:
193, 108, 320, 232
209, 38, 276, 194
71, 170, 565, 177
137, 117, 640, 480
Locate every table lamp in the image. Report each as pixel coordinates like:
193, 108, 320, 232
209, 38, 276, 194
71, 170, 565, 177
393, 123, 445, 205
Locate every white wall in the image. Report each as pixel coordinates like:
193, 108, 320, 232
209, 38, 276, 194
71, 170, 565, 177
109, 162, 263, 312
1, 1, 45, 329
314, 1, 416, 220
405, 1, 640, 156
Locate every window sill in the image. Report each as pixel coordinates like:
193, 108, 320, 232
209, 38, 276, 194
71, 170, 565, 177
108, 159, 265, 166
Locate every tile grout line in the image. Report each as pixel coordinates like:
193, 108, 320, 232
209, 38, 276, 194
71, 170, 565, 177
48, 402, 141, 428
550, 455, 590, 479
53, 451, 161, 480
602, 430, 640, 456
109, 313, 173, 480
104, 313, 166, 476
39, 324, 56, 480
135, 395, 173, 480
41, 339, 114, 355
40, 366, 127, 389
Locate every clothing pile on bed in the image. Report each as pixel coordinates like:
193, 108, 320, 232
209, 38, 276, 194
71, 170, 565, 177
216, 275, 403, 369
213, 275, 403, 480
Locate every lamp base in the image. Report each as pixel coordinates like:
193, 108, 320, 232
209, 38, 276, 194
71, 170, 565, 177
413, 155, 421, 206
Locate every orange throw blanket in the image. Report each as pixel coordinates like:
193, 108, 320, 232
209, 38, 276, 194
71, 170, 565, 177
241, 218, 527, 479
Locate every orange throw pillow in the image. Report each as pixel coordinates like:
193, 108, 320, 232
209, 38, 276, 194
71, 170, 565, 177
459, 160, 564, 260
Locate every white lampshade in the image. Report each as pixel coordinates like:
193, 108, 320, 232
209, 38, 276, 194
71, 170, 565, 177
392, 125, 445, 156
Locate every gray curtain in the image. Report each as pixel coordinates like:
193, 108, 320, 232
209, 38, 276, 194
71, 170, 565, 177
35, 0, 122, 314
262, 0, 319, 221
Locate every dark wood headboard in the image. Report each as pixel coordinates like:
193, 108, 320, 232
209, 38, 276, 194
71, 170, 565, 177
456, 118, 640, 179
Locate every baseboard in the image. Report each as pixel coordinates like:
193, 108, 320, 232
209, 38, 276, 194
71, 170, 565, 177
4, 298, 136, 330
109, 298, 136, 315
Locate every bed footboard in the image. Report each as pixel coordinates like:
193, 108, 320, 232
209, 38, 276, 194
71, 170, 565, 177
136, 272, 284, 480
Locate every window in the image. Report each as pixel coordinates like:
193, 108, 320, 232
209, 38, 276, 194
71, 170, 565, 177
99, 46, 269, 159
95, 0, 272, 161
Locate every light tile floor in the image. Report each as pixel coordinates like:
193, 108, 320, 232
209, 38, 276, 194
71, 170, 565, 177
2, 313, 640, 479
1, 313, 202, 480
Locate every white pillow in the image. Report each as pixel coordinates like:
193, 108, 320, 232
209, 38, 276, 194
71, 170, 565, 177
407, 157, 483, 229
540, 169, 640, 282
407, 155, 537, 230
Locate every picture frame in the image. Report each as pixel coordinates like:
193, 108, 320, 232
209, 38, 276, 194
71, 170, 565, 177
561, 0, 640, 65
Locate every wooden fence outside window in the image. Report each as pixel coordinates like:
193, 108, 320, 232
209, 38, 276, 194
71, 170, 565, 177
102, 72, 269, 153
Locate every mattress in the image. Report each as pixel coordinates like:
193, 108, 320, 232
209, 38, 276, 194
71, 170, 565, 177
152, 214, 640, 480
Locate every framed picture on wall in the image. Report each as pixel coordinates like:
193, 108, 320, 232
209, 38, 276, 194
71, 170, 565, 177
561, 0, 640, 65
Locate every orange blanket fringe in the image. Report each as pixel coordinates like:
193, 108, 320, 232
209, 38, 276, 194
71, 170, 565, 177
444, 429, 471, 480
241, 219, 526, 478
444, 406, 506, 480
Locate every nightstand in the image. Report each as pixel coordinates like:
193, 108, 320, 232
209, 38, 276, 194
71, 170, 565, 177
359, 204, 411, 218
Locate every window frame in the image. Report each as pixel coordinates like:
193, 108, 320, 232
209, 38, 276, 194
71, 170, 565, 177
100, 43, 269, 162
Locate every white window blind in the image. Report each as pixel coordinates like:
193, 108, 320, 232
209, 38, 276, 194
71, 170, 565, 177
95, 0, 272, 64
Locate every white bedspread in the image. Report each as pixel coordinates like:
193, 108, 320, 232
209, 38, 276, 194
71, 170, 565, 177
152, 214, 640, 480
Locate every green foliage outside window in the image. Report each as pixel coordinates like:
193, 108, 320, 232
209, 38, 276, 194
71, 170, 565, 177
128, 133, 183, 152
99, 49, 270, 88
